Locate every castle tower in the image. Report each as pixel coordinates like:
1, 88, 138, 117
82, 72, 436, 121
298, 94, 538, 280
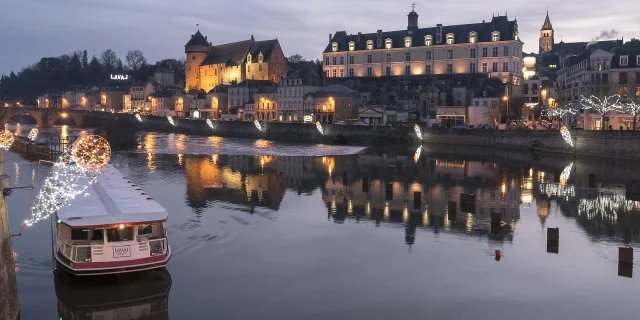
407, 4, 419, 29
539, 11, 554, 54
185, 29, 211, 90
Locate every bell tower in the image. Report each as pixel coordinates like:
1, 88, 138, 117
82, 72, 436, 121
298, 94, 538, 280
407, 3, 419, 29
539, 10, 554, 54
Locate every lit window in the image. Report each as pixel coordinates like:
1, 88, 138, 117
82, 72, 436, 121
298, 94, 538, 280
385, 38, 393, 49
258, 54, 263, 63
366, 40, 373, 50
424, 36, 433, 46
492, 32, 500, 42
348, 41, 355, 51
469, 32, 477, 43
446, 33, 455, 44
405, 37, 412, 48
332, 42, 338, 52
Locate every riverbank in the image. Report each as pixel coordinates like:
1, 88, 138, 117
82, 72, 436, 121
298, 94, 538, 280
86, 113, 640, 160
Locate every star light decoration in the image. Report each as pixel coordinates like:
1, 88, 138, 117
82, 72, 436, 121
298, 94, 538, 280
316, 122, 324, 135
414, 124, 422, 140
414, 145, 422, 164
24, 135, 112, 227
560, 126, 573, 146
167, 116, 175, 126
254, 120, 262, 132
135, 113, 142, 122
0, 129, 15, 150
28, 128, 38, 142
206, 118, 214, 129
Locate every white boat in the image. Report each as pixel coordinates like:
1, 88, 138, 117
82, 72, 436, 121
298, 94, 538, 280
53, 165, 171, 276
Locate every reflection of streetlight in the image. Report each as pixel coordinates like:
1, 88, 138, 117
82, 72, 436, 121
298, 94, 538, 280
61, 112, 68, 118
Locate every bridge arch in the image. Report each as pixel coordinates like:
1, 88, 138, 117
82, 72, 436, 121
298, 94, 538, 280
1, 110, 43, 128
47, 113, 82, 128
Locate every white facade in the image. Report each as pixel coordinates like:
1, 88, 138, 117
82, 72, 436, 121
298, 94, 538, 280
277, 77, 321, 122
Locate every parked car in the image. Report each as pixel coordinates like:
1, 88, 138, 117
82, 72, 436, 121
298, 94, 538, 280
430, 123, 440, 128
454, 123, 468, 129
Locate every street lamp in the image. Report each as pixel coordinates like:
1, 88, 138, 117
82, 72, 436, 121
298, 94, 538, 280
503, 96, 509, 124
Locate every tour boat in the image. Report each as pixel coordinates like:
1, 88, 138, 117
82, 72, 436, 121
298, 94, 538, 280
53, 165, 171, 276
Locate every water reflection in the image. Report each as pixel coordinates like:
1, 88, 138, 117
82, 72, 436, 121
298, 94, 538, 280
117, 150, 640, 247
54, 269, 171, 320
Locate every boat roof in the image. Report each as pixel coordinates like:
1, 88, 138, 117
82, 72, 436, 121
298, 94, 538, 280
57, 165, 168, 228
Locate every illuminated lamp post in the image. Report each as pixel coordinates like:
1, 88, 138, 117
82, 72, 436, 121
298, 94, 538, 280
502, 96, 509, 124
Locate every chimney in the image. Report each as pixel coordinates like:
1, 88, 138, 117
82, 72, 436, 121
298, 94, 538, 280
329, 33, 332, 44
436, 24, 443, 44
357, 32, 362, 43
377, 30, 383, 48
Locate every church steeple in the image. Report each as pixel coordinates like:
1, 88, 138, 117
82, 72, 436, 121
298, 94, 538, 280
541, 10, 553, 30
539, 10, 554, 54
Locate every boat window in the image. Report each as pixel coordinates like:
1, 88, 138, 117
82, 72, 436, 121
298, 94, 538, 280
71, 229, 89, 241
138, 224, 154, 235
91, 229, 104, 241
106, 227, 134, 242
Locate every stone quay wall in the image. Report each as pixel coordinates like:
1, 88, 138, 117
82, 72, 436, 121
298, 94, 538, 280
87, 113, 640, 160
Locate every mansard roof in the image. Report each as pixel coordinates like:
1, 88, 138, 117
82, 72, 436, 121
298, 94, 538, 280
324, 15, 519, 53
552, 39, 623, 56
611, 39, 640, 69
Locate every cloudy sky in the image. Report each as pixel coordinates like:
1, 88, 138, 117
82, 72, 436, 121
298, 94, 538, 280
1, 0, 638, 76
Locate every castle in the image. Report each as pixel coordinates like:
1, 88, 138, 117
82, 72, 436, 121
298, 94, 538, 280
185, 30, 288, 92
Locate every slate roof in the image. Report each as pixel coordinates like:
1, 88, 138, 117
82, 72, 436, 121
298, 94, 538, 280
235, 79, 276, 89
611, 39, 640, 69
248, 40, 278, 63
256, 86, 278, 94
201, 40, 252, 66
552, 40, 623, 56
185, 30, 209, 47
324, 15, 518, 53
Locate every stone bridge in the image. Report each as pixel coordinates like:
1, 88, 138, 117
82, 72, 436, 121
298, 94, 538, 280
0, 107, 89, 128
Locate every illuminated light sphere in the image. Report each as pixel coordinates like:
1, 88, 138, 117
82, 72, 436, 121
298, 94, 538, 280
84, 193, 90, 198
71, 135, 111, 171
28, 128, 38, 141
0, 129, 15, 151
206, 118, 214, 129
414, 124, 422, 140
560, 126, 574, 147
167, 116, 175, 126
119, 223, 125, 229
254, 120, 262, 132
135, 113, 142, 122
316, 121, 324, 135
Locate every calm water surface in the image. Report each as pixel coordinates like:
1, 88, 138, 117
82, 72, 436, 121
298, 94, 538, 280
6, 130, 640, 319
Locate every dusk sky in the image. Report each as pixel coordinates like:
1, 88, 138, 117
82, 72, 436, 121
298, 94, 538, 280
1, 0, 639, 76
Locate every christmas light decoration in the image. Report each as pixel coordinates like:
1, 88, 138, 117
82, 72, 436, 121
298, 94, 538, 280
559, 162, 573, 185
0, 129, 15, 150
135, 113, 142, 122
206, 118, 214, 129
24, 137, 112, 227
580, 94, 621, 122
316, 122, 324, 135
71, 135, 111, 171
542, 106, 577, 117
414, 145, 422, 163
414, 124, 422, 140
560, 126, 573, 146
619, 101, 640, 128
28, 128, 38, 141
167, 116, 175, 126
254, 120, 262, 132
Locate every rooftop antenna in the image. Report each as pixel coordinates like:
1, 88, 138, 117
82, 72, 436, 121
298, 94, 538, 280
411, 3, 415, 11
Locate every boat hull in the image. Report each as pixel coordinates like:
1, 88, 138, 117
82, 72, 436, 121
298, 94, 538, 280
55, 246, 171, 276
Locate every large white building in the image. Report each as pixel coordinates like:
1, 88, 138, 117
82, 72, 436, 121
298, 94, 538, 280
322, 8, 524, 96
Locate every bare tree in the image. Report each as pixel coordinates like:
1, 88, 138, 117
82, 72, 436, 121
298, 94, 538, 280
580, 86, 618, 130
287, 54, 305, 64
126, 49, 147, 72
100, 49, 119, 72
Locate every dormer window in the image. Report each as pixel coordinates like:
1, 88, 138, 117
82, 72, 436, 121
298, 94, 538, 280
446, 33, 455, 44
483, 90, 487, 97
492, 32, 500, 42
385, 38, 393, 49
620, 56, 629, 66
258, 53, 263, 63
404, 37, 412, 48
348, 41, 355, 51
247, 54, 252, 64
424, 35, 433, 46
332, 42, 338, 52
469, 32, 477, 43
514, 31, 519, 41
366, 40, 373, 50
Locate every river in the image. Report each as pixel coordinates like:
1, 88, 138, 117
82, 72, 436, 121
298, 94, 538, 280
4, 125, 640, 319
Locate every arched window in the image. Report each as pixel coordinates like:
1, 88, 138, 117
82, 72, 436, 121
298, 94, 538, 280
348, 41, 355, 51
404, 37, 412, 48
492, 32, 500, 42
332, 42, 338, 52
366, 40, 373, 50
424, 35, 433, 46
469, 32, 477, 43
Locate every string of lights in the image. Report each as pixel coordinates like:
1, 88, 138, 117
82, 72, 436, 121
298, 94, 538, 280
167, 116, 175, 126
0, 129, 15, 150
560, 126, 573, 146
206, 118, 214, 129
28, 128, 38, 142
316, 122, 324, 135
414, 124, 422, 140
254, 120, 262, 132
580, 94, 621, 114
135, 113, 143, 122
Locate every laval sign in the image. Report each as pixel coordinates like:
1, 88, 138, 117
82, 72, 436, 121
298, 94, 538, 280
110, 74, 129, 80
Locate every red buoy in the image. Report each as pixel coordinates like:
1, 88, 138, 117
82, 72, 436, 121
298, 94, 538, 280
495, 250, 501, 258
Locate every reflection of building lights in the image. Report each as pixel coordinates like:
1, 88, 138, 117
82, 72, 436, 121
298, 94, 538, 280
211, 154, 218, 164
466, 213, 473, 232
402, 205, 409, 223
422, 211, 429, 226
414, 124, 422, 140
366, 202, 371, 215
383, 201, 390, 220
501, 183, 506, 194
